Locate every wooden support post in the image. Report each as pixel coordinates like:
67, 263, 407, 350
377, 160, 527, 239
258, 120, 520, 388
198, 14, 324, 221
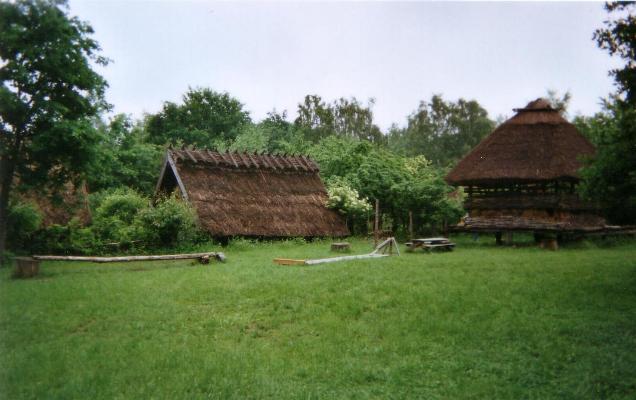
374, 199, 380, 248
495, 232, 503, 246
409, 211, 414, 241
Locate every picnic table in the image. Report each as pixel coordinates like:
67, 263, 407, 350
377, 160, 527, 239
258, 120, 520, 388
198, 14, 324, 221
405, 237, 455, 252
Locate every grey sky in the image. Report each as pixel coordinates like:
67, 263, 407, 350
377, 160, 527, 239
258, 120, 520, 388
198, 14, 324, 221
69, 1, 620, 129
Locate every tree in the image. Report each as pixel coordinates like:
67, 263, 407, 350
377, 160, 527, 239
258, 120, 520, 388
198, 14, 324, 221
594, 2, 636, 106
389, 95, 494, 167
145, 88, 251, 148
294, 95, 384, 144
0, 0, 108, 259
294, 95, 336, 143
87, 114, 164, 195
332, 97, 384, 144
578, 101, 636, 223
578, 2, 636, 224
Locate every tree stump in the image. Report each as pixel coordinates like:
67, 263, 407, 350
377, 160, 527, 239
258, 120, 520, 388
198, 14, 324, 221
331, 242, 351, 252
14, 257, 40, 278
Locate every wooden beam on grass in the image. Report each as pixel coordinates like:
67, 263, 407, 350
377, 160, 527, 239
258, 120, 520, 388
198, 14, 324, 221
273, 258, 307, 265
33, 252, 226, 264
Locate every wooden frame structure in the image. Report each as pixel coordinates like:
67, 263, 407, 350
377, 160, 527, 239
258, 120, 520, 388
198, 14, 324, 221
446, 98, 610, 239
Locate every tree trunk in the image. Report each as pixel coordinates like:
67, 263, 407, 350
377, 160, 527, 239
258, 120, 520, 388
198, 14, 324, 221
0, 153, 15, 264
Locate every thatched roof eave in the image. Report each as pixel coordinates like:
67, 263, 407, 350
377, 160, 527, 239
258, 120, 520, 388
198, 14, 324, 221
445, 98, 595, 186
447, 175, 582, 187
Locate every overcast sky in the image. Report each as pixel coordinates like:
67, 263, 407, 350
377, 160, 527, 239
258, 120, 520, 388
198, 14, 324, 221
68, 1, 620, 129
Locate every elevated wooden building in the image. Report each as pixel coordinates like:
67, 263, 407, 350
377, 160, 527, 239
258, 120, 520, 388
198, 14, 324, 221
445, 99, 607, 237
155, 149, 349, 238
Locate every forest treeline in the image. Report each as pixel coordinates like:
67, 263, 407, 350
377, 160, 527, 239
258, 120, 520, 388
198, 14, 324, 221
1, 0, 634, 258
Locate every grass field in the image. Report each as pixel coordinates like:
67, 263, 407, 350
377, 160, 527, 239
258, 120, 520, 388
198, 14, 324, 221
1, 236, 635, 399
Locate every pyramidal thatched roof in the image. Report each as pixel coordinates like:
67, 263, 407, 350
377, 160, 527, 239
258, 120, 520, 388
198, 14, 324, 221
156, 149, 349, 237
446, 98, 596, 186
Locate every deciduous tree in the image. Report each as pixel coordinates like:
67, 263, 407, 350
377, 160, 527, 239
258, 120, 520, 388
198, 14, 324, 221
144, 88, 251, 148
388, 95, 494, 167
579, 2, 636, 224
0, 0, 108, 259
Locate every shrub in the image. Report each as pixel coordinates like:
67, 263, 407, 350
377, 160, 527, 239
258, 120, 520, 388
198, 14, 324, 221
92, 188, 148, 245
29, 218, 96, 255
326, 177, 372, 234
326, 177, 372, 216
134, 195, 201, 248
6, 201, 43, 251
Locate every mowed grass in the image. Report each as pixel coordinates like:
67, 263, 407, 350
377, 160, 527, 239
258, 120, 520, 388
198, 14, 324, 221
1, 236, 635, 399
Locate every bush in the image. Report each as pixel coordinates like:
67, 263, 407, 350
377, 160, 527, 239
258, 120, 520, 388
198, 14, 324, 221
326, 177, 372, 216
92, 188, 148, 245
30, 218, 96, 255
134, 195, 201, 248
6, 201, 43, 251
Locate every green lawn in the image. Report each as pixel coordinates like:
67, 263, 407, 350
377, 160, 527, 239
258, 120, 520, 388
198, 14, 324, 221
1, 236, 635, 399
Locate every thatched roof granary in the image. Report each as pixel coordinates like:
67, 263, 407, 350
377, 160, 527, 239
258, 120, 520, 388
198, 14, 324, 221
446, 98, 607, 233
155, 149, 349, 237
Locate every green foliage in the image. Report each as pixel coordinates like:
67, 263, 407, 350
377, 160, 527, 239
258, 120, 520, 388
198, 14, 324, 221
577, 101, 636, 223
31, 218, 95, 255
391, 156, 464, 228
6, 200, 42, 250
91, 189, 201, 249
388, 95, 494, 167
578, 2, 636, 224
259, 110, 309, 153
145, 87, 251, 147
309, 137, 462, 233
0, 0, 109, 183
92, 188, 148, 245
87, 115, 164, 195
134, 195, 201, 248
594, 2, 636, 106
228, 124, 269, 153
295, 95, 384, 144
308, 136, 373, 179
326, 177, 372, 217
0, 0, 108, 258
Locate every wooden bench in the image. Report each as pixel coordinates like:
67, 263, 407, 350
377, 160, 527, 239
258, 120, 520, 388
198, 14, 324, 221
406, 238, 455, 252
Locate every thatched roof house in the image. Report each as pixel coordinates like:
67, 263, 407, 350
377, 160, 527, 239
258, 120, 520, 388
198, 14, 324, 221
446, 98, 606, 233
155, 149, 349, 237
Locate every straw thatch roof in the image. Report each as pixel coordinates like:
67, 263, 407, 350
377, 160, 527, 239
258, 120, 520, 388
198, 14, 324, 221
446, 99, 595, 186
156, 149, 349, 237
